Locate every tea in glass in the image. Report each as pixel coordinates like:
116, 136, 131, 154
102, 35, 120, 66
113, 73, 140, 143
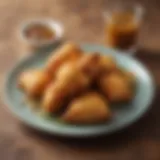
104, 4, 143, 53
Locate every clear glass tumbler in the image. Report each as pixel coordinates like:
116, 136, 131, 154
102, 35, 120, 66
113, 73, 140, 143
104, 3, 144, 54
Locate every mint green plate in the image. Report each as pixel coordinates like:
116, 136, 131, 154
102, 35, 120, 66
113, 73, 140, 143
4, 44, 155, 137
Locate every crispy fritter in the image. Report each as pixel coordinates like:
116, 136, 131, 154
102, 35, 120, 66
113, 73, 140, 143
62, 92, 111, 124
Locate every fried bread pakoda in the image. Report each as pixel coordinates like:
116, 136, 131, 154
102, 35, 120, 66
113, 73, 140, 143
42, 63, 90, 113
78, 53, 117, 79
62, 92, 111, 124
78, 53, 101, 79
98, 73, 133, 102
46, 42, 83, 75
18, 70, 51, 97
98, 55, 117, 74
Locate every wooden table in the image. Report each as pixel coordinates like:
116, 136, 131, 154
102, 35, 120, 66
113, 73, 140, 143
0, 0, 160, 159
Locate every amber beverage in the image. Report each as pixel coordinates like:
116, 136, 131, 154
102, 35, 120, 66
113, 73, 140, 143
104, 4, 144, 53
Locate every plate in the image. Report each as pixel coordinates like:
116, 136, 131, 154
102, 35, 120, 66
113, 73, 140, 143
4, 44, 155, 137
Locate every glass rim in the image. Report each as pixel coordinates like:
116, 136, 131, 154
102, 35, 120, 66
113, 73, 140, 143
103, 3, 144, 22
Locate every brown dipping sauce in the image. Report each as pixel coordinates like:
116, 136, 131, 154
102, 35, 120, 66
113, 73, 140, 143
105, 12, 138, 50
25, 24, 55, 42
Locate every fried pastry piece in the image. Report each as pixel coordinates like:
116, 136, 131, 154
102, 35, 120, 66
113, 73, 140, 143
78, 53, 101, 79
56, 63, 90, 91
116, 68, 135, 86
98, 73, 133, 102
62, 92, 111, 124
18, 70, 51, 97
78, 53, 117, 79
99, 55, 117, 74
42, 63, 90, 113
42, 82, 66, 113
45, 42, 83, 75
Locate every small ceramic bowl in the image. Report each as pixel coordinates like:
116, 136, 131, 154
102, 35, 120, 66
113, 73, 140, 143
19, 19, 64, 49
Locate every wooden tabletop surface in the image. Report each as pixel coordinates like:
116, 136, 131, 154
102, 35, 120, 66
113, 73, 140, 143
0, 0, 160, 160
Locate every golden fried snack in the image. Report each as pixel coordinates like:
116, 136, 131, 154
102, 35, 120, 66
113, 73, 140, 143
42, 82, 66, 113
78, 53, 117, 79
116, 68, 135, 86
42, 63, 90, 113
45, 42, 83, 75
18, 70, 51, 97
99, 55, 117, 73
62, 92, 111, 124
56, 63, 90, 91
78, 53, 101, 79
98, 73, 133, 102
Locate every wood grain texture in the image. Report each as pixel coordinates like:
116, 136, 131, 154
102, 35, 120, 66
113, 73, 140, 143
0, 0, 160, 160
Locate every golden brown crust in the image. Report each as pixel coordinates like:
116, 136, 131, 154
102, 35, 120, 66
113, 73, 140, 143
45, 42, 83, 75
62, 92, 111, 124
98, 73, 133, 102
42, 63, 90, 113
18, 70, 51, 97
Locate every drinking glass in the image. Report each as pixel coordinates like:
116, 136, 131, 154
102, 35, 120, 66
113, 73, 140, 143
104, 3, 144, 54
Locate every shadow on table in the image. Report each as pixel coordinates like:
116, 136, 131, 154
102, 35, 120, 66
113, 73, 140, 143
136, 48, 160, 62
19, 47, 160, 151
